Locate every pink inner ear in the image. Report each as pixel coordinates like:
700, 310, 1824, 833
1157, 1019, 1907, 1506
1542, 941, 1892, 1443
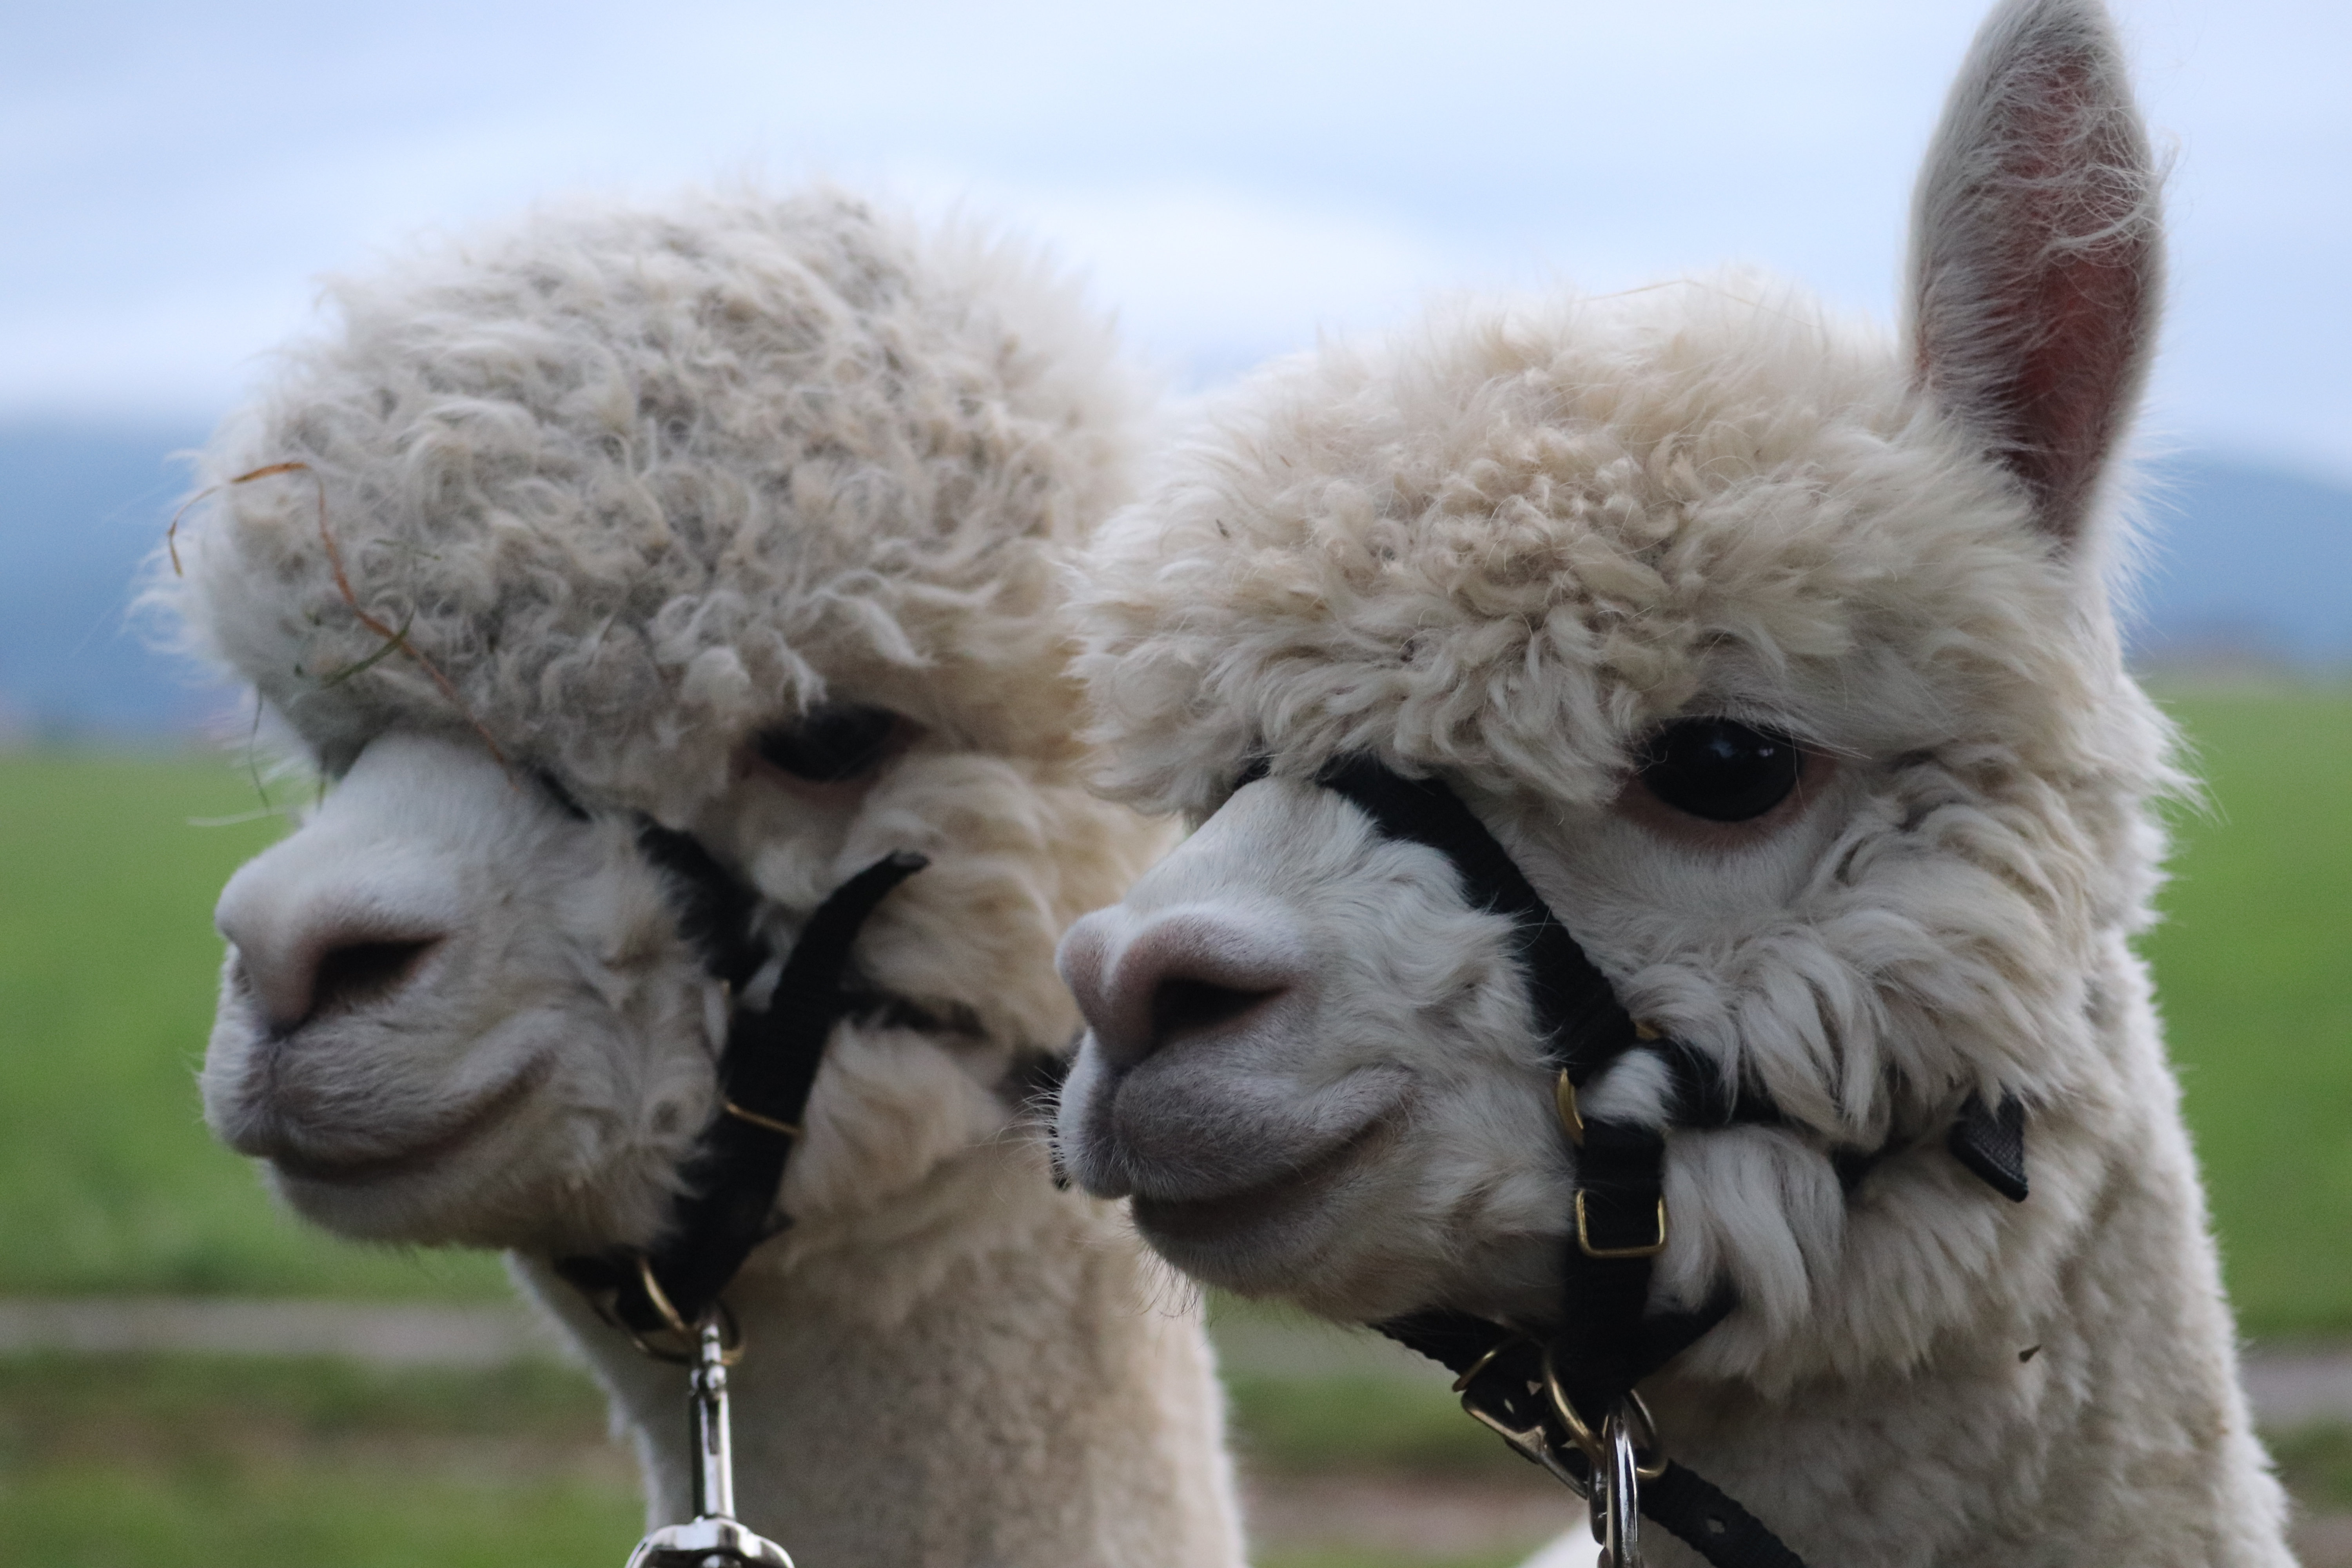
1971, 56, 2153, 530
1911, 3, 2160, 547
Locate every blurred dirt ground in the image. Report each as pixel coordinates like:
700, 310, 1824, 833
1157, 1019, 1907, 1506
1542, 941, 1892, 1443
1, 1315, 2347, 1568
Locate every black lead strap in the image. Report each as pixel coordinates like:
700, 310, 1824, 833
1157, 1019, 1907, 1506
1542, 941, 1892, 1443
1252, 754, 2031, 1568
556, 829, 929, 1341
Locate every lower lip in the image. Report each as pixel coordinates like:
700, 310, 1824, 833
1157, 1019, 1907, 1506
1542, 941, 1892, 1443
267, 1058, 551, 1186
1128, 1114, 1391, 1248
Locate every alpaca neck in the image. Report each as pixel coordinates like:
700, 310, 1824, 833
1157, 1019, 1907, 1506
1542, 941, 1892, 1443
515, 1136, 1243, 1568
1644, 963, 2291, 1568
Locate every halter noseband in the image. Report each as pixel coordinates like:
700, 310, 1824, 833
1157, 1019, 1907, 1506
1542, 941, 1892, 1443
1235, 754, 2030, 1568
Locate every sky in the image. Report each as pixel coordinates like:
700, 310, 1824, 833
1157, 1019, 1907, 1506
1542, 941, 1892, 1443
6, 0, 2350, 482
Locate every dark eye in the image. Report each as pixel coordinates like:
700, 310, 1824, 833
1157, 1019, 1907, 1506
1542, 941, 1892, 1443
753, 703, 905, 784
1635, 719, 1803, 823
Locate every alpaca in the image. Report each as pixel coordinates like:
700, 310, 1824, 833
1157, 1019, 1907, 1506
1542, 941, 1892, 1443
166, 189, 1243, 1568
1050, 2, 2294, 1564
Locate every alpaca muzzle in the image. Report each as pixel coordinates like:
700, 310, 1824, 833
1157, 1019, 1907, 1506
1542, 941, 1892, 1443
1200, 752, 2031, 1568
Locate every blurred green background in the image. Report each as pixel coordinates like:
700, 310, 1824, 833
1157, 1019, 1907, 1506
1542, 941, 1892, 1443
0, 688, 2346, 1567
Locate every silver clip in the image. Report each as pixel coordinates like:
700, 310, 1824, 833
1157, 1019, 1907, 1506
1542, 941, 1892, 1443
1588, 1404, 1644, 1568
624, 1319, 793, 1568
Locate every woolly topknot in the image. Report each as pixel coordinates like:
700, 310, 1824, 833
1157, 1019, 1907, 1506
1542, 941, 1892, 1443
1073, 277, 2137, 824
168, 187, 1143, 817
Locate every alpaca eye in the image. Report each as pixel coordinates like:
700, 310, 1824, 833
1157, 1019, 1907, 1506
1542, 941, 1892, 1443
753, 704, 905, 784
1635, 719, 1803, 823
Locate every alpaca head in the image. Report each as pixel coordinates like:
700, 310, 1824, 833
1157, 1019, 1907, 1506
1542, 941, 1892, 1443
1056, 0, 2170, 1380
174, 189, 1163, 1256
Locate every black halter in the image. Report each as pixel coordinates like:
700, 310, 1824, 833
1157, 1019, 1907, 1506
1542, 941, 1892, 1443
554, 818, 927, 1343
1243, 754, 2030, 1568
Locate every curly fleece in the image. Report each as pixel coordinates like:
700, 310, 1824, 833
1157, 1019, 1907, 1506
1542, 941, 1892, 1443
1079, 281, 2141, 831
166, 187, 1141, 815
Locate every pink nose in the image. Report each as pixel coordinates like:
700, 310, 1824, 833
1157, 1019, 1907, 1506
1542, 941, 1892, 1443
217, 895, 446, 1038
1058, 907, 1306, 1068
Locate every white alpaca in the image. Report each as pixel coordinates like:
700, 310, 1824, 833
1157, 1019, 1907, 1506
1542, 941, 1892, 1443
168, 189, 1243, 1568
1053, 2, 2294, 1564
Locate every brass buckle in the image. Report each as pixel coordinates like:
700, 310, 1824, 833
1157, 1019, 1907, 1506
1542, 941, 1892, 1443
1557, 1018, 1662, 1144
638, 1253, 692, 1336
723, 1100, 802, 1139
1462, 1399, 1592, 1499
603, 1256, 744, 1367
1453, 1339, 1591, 1498
1575, 1190, 1669, 1260
1453, 1339, 1670, 1499
1541, 1348, 1667, 1481
1554, 1071, 1586, 1145
1448, 1339, 1510, 1395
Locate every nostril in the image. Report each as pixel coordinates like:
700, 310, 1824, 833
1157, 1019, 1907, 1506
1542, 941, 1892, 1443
298, 937, 439, 1033
1150, 977, 1281, 1049
1074, 906, 1308, 1068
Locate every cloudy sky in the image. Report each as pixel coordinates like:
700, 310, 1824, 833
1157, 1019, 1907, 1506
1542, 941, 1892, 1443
7, 0, 2348, 480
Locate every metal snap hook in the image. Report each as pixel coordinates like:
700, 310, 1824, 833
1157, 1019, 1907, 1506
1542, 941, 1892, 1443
623, 1318, 791, 1568
1591, 1404, 1644, 1568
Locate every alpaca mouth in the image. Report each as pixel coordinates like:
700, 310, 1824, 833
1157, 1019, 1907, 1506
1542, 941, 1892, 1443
264, 1056, 554, 1187
1128, 1112, 1398, 1256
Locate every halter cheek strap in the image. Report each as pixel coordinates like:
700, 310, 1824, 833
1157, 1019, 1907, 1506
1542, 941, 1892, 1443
555, 827, 928, 1341
537, 792, 975, 1568
1249, 754, 2030, 1568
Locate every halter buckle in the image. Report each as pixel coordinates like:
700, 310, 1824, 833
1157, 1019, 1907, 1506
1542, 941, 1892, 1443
723, 1100, 803, 1139
1461, 1399, 1593, 1498
1554, 1071, 1586, 1145
1540, 1351, 1666, 1481
1575, 1190, 1669, 1260
1455, 1346, 1593, 1498
592, 1257, 746, 1368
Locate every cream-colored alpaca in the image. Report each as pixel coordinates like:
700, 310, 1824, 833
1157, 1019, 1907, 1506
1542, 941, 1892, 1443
171, 189, 1241, 1568
1053, 2, 2293, 1564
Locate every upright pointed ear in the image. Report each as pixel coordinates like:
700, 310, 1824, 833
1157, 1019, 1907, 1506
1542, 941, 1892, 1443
1905, 0, 2162, 547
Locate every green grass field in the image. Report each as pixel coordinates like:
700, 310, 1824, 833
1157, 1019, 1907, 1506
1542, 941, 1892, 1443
2140, 691, 2352, 1334
0, 1355, 640, 1568
0, 752, 509, 1299
0, 692, 2346, 1567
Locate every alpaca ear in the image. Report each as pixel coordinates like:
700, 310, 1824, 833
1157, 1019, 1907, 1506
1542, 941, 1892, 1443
1905, 0, 2161, 547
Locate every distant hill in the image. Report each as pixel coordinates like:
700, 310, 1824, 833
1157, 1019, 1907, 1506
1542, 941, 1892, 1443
2132, 455, 2352, 669
0, 423, 222, 738
0, 422, 2343, 739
